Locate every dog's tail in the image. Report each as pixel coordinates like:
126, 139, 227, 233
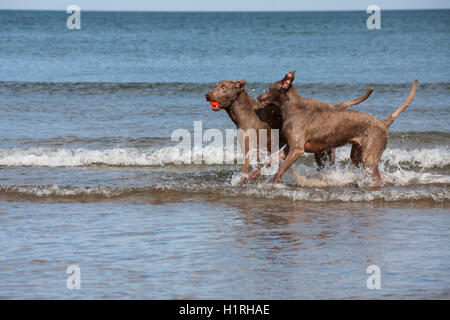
384, 80, 418, 127
334, 88, 374, 109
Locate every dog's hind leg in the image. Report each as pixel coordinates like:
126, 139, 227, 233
362, 134, 387, 186
314, 152, 328, 169
314, 149, 335, 169
327, 149, 335, 165
350, 143, 363, 167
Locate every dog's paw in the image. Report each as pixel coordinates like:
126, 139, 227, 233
231, 172, 250, 187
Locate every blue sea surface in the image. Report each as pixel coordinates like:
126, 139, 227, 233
0, 10, 449, 83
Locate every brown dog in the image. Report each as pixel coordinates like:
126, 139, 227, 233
257, 71, 418, 186
205, 80, 374, 183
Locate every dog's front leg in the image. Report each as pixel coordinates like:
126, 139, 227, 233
236, 135, 253, 186
273, 148, 304, 184
236, 156, 252, 186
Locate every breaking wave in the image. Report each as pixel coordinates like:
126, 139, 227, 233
0, 146, 240, 167
0, 146, 449, 170
1, 145, 448, 203
0, 180, 448, 203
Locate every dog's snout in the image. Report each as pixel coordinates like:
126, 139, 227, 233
205, 93, 211, 101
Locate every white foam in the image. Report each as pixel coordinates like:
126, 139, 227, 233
280, 187, 450, 203
0, 184, 119, 197
225, 162, 449, 202
0, 146, 243, 167
288, 163, 450, 187
336, 146, 450, 169
1, 180, 448, 203
233, 182, 449, 203
0, 146, 448, 169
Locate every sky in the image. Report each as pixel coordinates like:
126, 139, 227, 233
0, 0, 449, 11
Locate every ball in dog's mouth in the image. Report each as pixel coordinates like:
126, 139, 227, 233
209, 101, 221, 111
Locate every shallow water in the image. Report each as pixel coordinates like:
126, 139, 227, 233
0, 10, 449, 299
0, 198, 448, 299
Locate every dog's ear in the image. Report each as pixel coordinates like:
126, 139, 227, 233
281, 70, 296, 90
234, 80, 247, 92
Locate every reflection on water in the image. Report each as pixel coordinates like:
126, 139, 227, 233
0, 196, 448, 299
